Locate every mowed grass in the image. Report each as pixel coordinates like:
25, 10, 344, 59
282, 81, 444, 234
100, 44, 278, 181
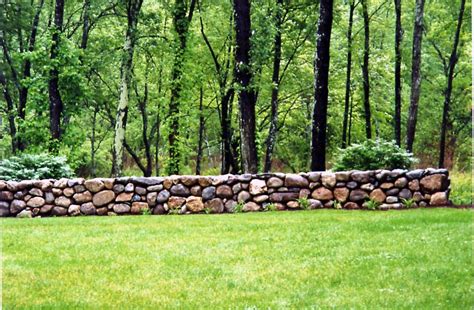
2, 209, 472, 308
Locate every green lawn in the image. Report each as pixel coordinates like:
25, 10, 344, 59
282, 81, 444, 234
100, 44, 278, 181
2, 209, 472, 308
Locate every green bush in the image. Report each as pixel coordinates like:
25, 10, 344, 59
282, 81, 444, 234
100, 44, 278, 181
332, 139, 417, 171
0, 154, 74, 181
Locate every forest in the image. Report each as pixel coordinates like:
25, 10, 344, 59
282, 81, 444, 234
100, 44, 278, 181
0, 0, 471, 177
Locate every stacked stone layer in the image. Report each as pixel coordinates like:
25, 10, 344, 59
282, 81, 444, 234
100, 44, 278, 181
0, 168, 450, 218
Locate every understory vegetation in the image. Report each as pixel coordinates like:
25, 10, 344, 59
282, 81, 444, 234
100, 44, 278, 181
2, 209, 472, 308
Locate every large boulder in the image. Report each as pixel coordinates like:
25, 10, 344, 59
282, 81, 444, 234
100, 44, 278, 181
80, 202, 96, 215
27, 196, 45, 208
430, 192, 449, 206
216, 185, 233, 199
249, 179, 267, 195
333, 188, 349, 203
285, 174, 309, 188
311, 187, 333, 200
186, 196, 204, 213
349, 190, 368, 202
92, 190, 115, 207
204, 198, 224, 213
321, 173, 336, 188
267, 177, 283, 188
420, 174, 448, 193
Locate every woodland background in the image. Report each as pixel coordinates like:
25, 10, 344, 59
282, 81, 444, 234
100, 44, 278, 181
0, 0, 471, 177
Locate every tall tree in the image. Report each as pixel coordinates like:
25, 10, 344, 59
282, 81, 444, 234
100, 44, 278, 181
48, 0, 65, 148
438, 0, 466, 168
394, 0, 402, 146
167, 0, 197, 175
405, 0, 425, 153
341, 0, 356, 148
233, 0, 258, 173
361, 0, 372, 139
263, 0, 283, 172
112, 0, 143, 176
310, 0, 333, 171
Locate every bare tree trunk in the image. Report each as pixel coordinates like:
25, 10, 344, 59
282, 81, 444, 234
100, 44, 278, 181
361, 0, 372, 139
167, 0, 197, 175
80, 0, 90, 49
405, 0, 425, 153
48, 0, 65, 151
310, 0, 333, 171
196, 88, 204, 175
264, 0, 283, 172
112, 0, 143, 176
439, 0, 466, 168
342, 0, 355, 148
233, 0, 258, 173
0, 70, 17, 154
394, 0, 402, 146
90, 106, 97, 177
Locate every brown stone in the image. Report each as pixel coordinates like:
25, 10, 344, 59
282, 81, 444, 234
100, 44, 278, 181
54, 196, 71, 208
190, 185, 202, 196
321, 173, 336, 188
308, 199, 323, 209
286, 201, 299, 209
430, 192, 448, 206
84, 179, 105, 193
186, 196, 204, 213
351, 171, 370, 183
80, 203, 96, 215
63, 187, 74, 197
163, 178, 173, 189
68, 204, 81, 216
40, 204, 53, 214
249, 179, 267, 195
243, 201, 260, 212
116, 192, 133, 202
198, 177, 212, 187
25, 196, 44, 208
113, 203, 130, 214
420, 174, 447, 193
131, 202, 149, 214
181, 176, 198, 187
232, 183, 242, 194
74, 185, 86, 193
216, 185, 233, 198
53, 178, 68, 189
97, 207, 108, 216
333, 188, 349, 203
413, 192, 423, 202
204, 198, 224, 213
285, 174, 309, 187
168, 196, 186, 209
349, 189, 368, 202
394, 177, 408, 188
335, 172, 351, 182
29, 188, 43, 197
51, 206, 67, 216
10, 199, 26, 214
270, 192, 299, 202
0, 191, 14, 201
225, 200, 237, 213
311, 187, 333, 200
253, 195, 269, 203
380, 182, 394, 190
369, 189, 386, 203
237, 191, 251, 203
52, 188, 62, 196
408, 179, 420, 191
92, 190, 115, 207
73, 191, 92, 203
344, 202, 359, 209
267, 177, 284, 188
299, 189, 311, 199
146, 192, 157, 207
102, 178, 114, 189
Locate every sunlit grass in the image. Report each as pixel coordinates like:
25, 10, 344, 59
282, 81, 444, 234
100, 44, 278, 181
2, 209, 472, 308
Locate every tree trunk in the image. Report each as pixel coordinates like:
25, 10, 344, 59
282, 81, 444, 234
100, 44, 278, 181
80, 0, 90, 49
112, 0, 143, 176
0, 70, 17, 154
405, 0, 425, 152
233, 0, 258, 173
439, 0, 466, 168
310, 0, 333, 171
394, 0, 402, 146
361, 0, 372, 139
342, 1, 355, 148
196, 88, 204, 175
167, 0, 197, 175
48, 0, 65, 150
263, 0, 283, 172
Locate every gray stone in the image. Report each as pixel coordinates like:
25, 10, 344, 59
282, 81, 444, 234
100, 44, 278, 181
346, 182, 358, 189
216, 185, 233, 198
249, 179, 267, 195
44, 192, 55, 203
202, 186, 216, 201
0, 202, 11, 217
399, 188, 412, 199
156, 189, 170, 203
92, 190, 115, 206
84, 179, 105, 193
147, 192, 157, 206
17, 210, 33, 218
124, 183, 135, 192
394, 177, 408, 188
113, 184, 125, 193
73, 184, 86, 193
351, 171, 370, 183
270, 192, 299, 202
360, 183, 374, 191
29, 188, 43, 197
243, 201, 260, 212
406, 169, 424, 180
80, 203, 96, 215
321, 173, 336, 188
147, 184, 163, 192
113, 203, 130, 214
51, 207, 67, 216
153, 204, 167, 215
130, 177, 163, 186
299, 189, 311, 199
27, 196, 45, 208
308, 199, 323, 209
267, 177, 284, 188
253, 195, 269, 203
386, 196, 398, 203
73, 191, 92, 203
0, 191, 13, 201
237, 191, 251, 203
285, 174, 309, 187
386, 188, 400, 196
10, 199, 26, 214
68, 204, 81, 216
307, 172, 321, 182
132, 194, 141, 202
40, 204, 53, 214
170, 184, 190, 196
225, 200, 237, 213
349, 190, 368, 202
135, 187, 146, 195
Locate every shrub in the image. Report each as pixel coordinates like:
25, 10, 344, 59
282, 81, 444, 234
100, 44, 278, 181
0, 154, 74, 181
332, 139, 417, 171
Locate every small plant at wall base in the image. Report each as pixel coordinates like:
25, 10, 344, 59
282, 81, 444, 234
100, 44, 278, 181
333, 200, 342, 209
297, 198, 310, 210
234, 202, 244, 213
401, 198, 416, 208
0, 154, 74, 181
265, 203, 277, 212
141, 208, 152, 215
332, 139, 417, 171
364, 198, 381, 210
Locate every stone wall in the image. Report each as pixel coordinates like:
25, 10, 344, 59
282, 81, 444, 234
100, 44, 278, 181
0, 169, 450, 218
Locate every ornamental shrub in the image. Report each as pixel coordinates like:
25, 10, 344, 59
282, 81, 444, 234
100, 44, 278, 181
0, 154, 74, 181
332, 139, 417, 171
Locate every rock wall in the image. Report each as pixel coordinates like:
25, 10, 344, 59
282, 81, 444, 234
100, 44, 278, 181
0, 169, 450, 218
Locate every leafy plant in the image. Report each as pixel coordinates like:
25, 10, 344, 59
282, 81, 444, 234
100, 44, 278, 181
234, 202, 244, 213
332, 139, 417, 171
297, 198, 310, 210
0, 153, 74, 181
265, 203, 277, 212
401, 198, 416, 208
364, 198, 381, 210
333, 200, 342, 209
203, 207, 212, 214
168, 208, 180, 215
141, 208, 152, 215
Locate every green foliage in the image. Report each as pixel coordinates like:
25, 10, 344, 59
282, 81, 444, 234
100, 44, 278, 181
364, 198, 381, 210
401, 198, 416, 209
297, 198, 310, 210
265, 203, 277, 212
141, 208, 152, 215
450, 172, 473, 205
333, 200, 342, 210
333, 139, 417, 171
234, 202, 244, 213
0, 154, 74, 181
203, 207, 212, 214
